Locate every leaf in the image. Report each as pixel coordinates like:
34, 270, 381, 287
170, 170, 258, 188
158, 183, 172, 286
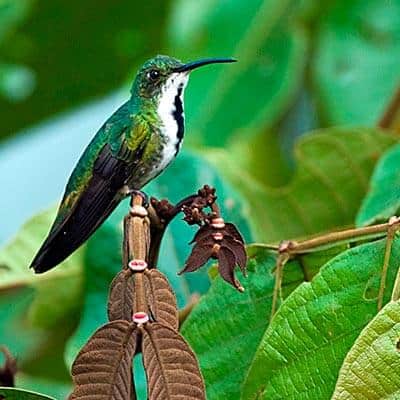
15, 375, 72, 400
0, 0, 31, 42
66, 151, 252, 367
209, 127, 395, 241
332, 301, 400, 400
313, 0, 400, 126
0, 288, 41, 363
108, 269, 135, 322
0, 207, 82, 290
0, 207, 84, 335
167, 0, 307, 146
356, 143, 400, 226
144, 270, 179, 331
141, 322, 205, 400
241, 238, 400, 400
70, 320, 137, 400
0, 387, 55, 400
181, 247, 306, 400
108, 269, 178, 331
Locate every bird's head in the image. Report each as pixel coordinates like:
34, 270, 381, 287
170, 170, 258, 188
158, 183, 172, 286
130, 55, 236, 104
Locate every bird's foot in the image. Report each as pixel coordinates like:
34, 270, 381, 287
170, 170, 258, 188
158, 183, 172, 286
128, 189, 149, 208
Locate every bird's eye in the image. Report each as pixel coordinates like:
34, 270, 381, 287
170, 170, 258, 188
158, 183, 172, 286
147, 69, 160, 81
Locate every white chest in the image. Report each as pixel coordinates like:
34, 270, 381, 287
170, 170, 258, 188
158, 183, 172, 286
155, 73, 188, 172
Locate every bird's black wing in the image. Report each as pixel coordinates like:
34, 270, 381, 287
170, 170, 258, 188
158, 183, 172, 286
30, 141, 147, 273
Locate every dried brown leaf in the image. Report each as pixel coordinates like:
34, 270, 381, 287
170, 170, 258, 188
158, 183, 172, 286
69, 320, 137, 400
218, 247, 242, 290
108, 270, 178, 330
179, 244, 213, 274
141, 323, 205, 400
144, 269, 178, 331
223, 236, 247, 274
108, 269, 135, 321
224, 222, 245, 243
190, 225, 212, 244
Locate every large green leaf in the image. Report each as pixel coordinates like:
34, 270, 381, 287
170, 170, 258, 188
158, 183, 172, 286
65, 151, 252, 367
181, 245, 315, 400
0, 207, 84, 330
209, 127, 395, 241
332, 301, 400, 400
0, 387, 55, 400
242, 238, 399, 400
167, 0, 307, 146
357, 143, 400, 227
313, 0, 400, 126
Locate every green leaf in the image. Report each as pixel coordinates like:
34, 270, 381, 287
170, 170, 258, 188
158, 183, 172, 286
332, 301, 400, 400
0, 207, 84, 329
65, 151, 253, 367
242, 238, 400, 400
15, 375, 71, 400
356, 143, 400, 227
313, 0, 400, 126
0, 288, 42, 361
209, 127, 395, 241
0, 387, 55, 400
180, 246, 305, 400
0, 0, 31, 42
167, 0, 307, 146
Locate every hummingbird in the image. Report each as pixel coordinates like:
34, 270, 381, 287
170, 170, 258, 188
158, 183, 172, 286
30, 55, 236, 273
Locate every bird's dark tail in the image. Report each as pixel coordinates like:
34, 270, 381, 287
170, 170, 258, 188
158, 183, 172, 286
30, 188, 122, 273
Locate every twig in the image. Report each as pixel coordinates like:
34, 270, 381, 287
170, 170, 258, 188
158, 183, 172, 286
377, 217, 399, 310
269, 222, 395, 258
378, 86, 400, 133
270, 252, 289, 321
268, 217, 400, 318
391, 267, 400, 302
179, 293, 201, 327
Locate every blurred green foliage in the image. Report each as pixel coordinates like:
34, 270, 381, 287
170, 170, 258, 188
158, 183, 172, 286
1, 0, 400, 398
0, 0, 170, 139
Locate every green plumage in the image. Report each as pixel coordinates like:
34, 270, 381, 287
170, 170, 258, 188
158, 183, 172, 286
30, 54, 236, 273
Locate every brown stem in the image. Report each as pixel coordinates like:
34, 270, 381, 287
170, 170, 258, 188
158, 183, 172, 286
210, 201, 221, 218
147, 204, 167, 268
378, 86, 400, 133
266, 217, 400, 319
166, 194, 200, 222
378, 217, 400, 310
127, 195, 150, 313
178, 293, 201, 327
391, 267, 400, 302
274, 221, 398, 257
270, 253, 289, 320
148, 225, 167, 268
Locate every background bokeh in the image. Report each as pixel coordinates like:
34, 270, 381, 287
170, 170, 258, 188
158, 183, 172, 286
0, 0, 399, 398
1, 0, 399, 243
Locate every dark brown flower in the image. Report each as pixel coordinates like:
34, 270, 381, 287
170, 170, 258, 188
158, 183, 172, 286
0, 346, 17, 387
179, 218, 247, 291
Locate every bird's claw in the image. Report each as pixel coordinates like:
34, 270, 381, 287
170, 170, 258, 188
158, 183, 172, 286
129, 189, 149, 208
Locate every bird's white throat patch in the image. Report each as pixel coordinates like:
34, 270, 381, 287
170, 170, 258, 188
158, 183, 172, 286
156, 72, 188, 170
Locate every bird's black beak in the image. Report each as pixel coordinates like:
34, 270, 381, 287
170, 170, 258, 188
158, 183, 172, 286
173, 57, 237, 73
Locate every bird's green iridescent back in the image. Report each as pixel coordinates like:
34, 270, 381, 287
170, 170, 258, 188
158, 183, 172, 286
52, 100, 152, 228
